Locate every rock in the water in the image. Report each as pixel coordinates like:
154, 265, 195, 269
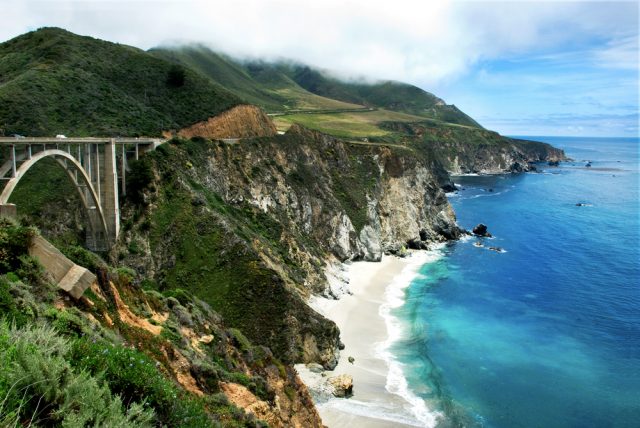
348, 356, 355, 364
585, 162, 592, 167
328, 374, 353, 398
441, 183, 457, 193
488, 246, 504, 253
548, 160, 560, 166
509, 162, 525, 173
472, 224, 492, 237
473, 241, 483, 247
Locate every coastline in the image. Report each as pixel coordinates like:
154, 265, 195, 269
297, 251, 443, 428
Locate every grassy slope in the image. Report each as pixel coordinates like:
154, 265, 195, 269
286, 65, 482, 127
151, 46, 363, 112
145, 44, 483, 137
0, 28, 241, 136
272, 109, 427, 138
124, 139, 337, 363
0, 220, 280, 427
150, 45, 288, 110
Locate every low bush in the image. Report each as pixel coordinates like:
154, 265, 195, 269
0, 320, 154, 427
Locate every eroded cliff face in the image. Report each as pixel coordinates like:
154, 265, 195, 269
175, 124, 462, 269
383, 121, 567, 174
173, 104, 278, 140
118, 124, 463, 371
436, 138, 566, 174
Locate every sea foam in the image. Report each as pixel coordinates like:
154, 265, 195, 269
376, 249, 445, 428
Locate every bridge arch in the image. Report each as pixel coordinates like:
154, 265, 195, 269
0, 149, 109, 248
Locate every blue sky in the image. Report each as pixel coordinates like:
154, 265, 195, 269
432, 12, 639, 137
0, 0, 638, 137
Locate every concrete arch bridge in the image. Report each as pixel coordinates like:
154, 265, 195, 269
0, 137, 162, 251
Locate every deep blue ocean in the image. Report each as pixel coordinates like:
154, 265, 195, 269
392, 137, 640, 427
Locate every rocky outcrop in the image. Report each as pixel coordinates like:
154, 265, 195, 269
175, 104, 277, 139
437, 139, 565, 174
118, 124, 464, 370
327, 374, 353, 397
182, 124, 462, 264
381, 121, 567, 174
472, 223, 492, 237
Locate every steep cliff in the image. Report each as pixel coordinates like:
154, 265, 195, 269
383, 121, 567, 174
0, 220, 323, 427
117, 125, 463, 371
174, 105, 278, 140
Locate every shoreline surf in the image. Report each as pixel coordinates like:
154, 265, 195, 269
297, 251, 444, 427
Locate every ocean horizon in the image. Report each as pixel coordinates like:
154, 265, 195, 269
388, 136, 640, 427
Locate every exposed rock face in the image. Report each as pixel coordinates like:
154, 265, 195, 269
472, 223, 491, 237
185, 124, 462, 264
381, 122, 567, 174
119, 124, 464, 370
327, 374, 353, 397
220, 373, 323, 428
438, 139, 566, 174
175, 104, 277, 139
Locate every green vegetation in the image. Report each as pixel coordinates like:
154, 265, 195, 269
0, 321, 155, 427
0, 220, 284, 427
273, 109, 425, 138
0, 27, 241, 136
112, 137, 336, 363
282, 65, 481, 127
70, 338, 213, 427
152, 46, 363, 112
150, 44, 482, 129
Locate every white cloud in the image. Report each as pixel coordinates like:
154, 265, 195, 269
0, 0, 636, 86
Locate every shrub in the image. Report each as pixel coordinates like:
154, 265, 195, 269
115, 266, 136, 284
0, 320, 154, 427
127, 158, 154, 204
70, 338, 213, 427
0, 277, 27, 326
0, 219, 36, 273
166, 64, 186, 87
59, 245, 107, 272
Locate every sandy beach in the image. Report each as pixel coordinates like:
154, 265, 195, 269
297, 252, 443, 428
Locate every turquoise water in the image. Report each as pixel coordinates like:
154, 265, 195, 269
393, 137, 640, 427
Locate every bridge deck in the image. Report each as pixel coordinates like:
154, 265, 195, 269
0, 137, 164, 145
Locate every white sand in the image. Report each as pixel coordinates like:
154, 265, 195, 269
298, 252, 443, 428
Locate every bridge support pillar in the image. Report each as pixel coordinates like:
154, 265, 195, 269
0, 203, 16, 220
85, 207, 107, 252
102, 140, 120, 246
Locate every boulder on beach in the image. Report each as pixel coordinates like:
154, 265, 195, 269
328, 374, 353, 398
407, 238, 429, 250
472, 224, 492, 237
306, 363, 324, 373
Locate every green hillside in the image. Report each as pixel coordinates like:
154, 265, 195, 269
286, 65, 482, 127
151, 46, 364, 112
150, 45, 481, 128
0, 28, 241, 137
150, 45, 288, 110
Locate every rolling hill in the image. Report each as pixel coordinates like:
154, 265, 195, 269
151, 44, 482, 131
0, 28, 241, 136
150, 45, 365, 112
